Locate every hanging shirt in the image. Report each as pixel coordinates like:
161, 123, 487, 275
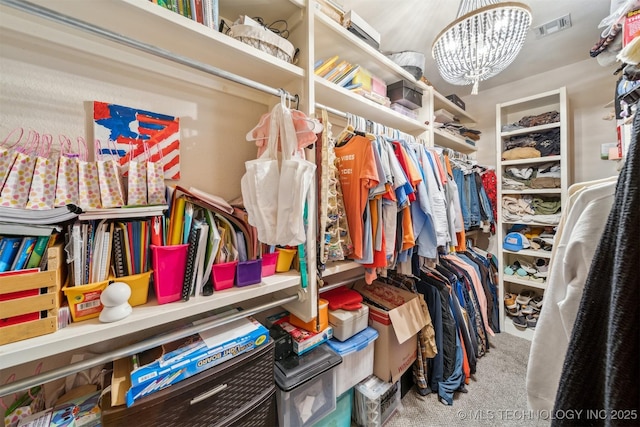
406, 142, 438, 259
420, 147, 451, 247
334, 134, 379, 260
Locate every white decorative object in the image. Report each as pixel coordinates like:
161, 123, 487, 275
99, 281, 132, 323
432, 0, 532, 94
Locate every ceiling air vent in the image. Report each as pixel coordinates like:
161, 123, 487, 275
533, 14, 572, 38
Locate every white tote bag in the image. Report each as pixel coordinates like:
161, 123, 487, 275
241, 104, 282, 246
275, 105, 316, 246
241, 99, 316, 247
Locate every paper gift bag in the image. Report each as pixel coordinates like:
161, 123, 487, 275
0, 127, 23, 191
76, 137, 101, 210
145, 141, 166, 205
54, 154, 79, 207
54, 136, 80, 207
95, 139, 125, 208
127, 143, 147, 206
0, 130, 38, 209
78, 159, 102, 209
26, 134, 58, 210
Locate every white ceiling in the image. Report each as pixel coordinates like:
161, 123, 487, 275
338, 0, 613, 96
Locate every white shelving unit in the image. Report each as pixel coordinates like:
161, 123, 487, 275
495, 87, 570, 340
430, 90, 479, 154
312, 9, 478, 155
0, 0, 480, 390
0, 0, 315, 376
0, 271, 300, 368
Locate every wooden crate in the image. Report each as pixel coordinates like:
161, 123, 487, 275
0, 243, 66, 345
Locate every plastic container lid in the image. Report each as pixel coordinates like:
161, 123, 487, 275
326, 327, 378, 357
274, 343, 342, 391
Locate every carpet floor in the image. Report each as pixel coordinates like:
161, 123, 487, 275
384, 332, 551, 427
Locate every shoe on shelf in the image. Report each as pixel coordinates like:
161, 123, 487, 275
516, 290, 536, 306
530, 295, 544, 310
514, 259, 537, 275
521, 304, 538, 316
512, 315, 528, 330
504, 292, 517, 310
532, 238, 553, 251
534, 258, 549, 278
507, 306, 522, 317
528, 275, 545, 283
505, 265, 527, 277
526, 313, 540, 329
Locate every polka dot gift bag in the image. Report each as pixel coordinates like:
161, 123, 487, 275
54, 135, 80, 208
0, 128, 23, 191
26, 133, 59, 210
77, 137, 102, 210
95, 139, 125, 208
126, 141, 147, 206
0, 130, 38, 209
145, 140, 166, 205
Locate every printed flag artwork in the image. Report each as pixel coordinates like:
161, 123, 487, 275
93, 101, 180, 179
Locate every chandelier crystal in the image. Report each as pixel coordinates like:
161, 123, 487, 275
432, 0, 532, 94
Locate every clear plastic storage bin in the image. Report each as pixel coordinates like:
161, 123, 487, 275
326, 327, 378, 396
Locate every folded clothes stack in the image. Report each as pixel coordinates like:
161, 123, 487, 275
502, 195, 561, 224
500, 110, 560, 132
502, 162, 561, 190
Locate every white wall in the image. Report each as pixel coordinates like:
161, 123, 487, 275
0, 38, 269, 202
462, 58, 620, 184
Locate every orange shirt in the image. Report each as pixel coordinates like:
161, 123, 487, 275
334, 135, 379, 260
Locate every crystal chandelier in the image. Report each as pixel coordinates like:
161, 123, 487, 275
432, 0, 532, 94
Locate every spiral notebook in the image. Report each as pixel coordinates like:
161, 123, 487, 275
181, 224, 202, 301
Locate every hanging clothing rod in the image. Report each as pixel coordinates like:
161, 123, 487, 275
319, 274, 365, 293
316, 103, 348, 119
0, 0, 298, 103
0, 294, 299, 397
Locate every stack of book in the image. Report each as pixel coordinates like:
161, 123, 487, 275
0, 224, 60, 273
67, 217, 155, 287
315, 56, 362, 90
149, 0, 219, 31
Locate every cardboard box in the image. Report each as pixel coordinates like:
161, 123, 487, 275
119, 312, 269, 406
266, 311, 333, 355
354, 280, 427, 383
